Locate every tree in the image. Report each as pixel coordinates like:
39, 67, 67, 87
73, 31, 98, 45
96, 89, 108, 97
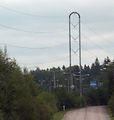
0, 49, 57, 120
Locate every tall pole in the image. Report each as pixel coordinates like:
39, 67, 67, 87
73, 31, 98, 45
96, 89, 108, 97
69, 14, 71, 92
78, 14, 82, 96
53, 71, 56, 89
69, 12, 82, 95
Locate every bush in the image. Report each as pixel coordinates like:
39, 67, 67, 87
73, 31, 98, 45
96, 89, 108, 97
0, 50, 57, 120
75, 96, 86, 108
55, 89, 86, 110
108, 94, 114, 117
37, 92, 57, 118
85, 88, 108, 105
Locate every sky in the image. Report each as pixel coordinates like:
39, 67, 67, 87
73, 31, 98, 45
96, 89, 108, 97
0, 0, 114, 70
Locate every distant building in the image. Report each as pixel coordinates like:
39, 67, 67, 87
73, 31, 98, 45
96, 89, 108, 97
90, 80, 98, 89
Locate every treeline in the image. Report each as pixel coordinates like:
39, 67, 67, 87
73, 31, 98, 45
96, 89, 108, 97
31, 57, 112, 106
31, 56, 114, 117
31, 57, 111, 92
31, 56, 114, 114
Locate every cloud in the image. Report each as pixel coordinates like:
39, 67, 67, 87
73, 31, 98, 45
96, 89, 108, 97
0, 0, 114, 69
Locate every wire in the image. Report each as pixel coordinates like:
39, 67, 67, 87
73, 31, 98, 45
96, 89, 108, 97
0, 23, 68, 35
0, 23, 51, 34
0, 42, 67, 50
0, 5, 37, 17
82, 33, 111, 58
82, 33, 107, 51
0, 4, 67, 18
82, 21, 114, 45
18, 55, 69, 66
82, 23, 114, 57
83, 48, 97, 58
19, 52, 82, 69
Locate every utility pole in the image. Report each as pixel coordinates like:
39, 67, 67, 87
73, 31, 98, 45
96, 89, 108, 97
53, 71, 56, 89
78, 13, 82, 96
69, 12, 72, 92
69, 12, 82, 95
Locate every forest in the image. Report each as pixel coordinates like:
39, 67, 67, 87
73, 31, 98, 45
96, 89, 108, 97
0, 48, 114, 120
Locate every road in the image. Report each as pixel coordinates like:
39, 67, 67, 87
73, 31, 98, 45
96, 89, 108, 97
62, 106, 110, 120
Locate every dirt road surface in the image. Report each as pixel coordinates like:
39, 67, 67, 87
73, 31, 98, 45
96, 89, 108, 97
62, 106, 110, 120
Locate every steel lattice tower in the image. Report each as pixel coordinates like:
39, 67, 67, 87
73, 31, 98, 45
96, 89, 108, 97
69, 12, 82, 96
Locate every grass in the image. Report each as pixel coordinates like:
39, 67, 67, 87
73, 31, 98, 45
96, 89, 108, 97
107, 107, 114, 120
112, 117, 114, 120
52, 111, 65, 120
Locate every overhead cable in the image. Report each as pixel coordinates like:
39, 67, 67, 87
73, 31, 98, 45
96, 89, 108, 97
0, 4, 67, 18
0, 23, 51, 34
0, 42, 67, 50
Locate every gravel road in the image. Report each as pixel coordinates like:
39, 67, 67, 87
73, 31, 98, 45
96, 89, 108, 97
62, 106, 110, 120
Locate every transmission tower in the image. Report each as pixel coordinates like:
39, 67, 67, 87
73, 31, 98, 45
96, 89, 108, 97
69, 12, 82, 96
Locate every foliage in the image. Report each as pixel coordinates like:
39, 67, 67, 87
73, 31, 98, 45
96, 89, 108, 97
31, 56, 113, 110
0, 49, 57, 120
1, 47, 114, 120
104, 61, 114, 117
108, 94, 114, 117
85, 87, 108, 105
54, 89, 86, 110
37, 92, 57, 115
52, 111, 65, 120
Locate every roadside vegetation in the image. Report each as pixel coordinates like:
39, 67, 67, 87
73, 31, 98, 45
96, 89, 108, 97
0, 49, 57, 120
0, 48, 114, 120
52, 111, 65, 120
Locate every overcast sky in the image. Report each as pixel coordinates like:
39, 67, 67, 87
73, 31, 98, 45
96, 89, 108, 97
0, 0, 114, 70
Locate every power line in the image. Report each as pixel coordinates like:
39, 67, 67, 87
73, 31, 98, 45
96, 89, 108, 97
82, 33, 108, 51
0, 42, 67, 50
18, 55, 69, 66
82, 48, 97, 58
0, 4, 40, 17
0, 23, 51, 34
82, 21, 114, 44
19, 53, 80, 69
0, 23, 68, 35
81, 23, 114, 57
0, 4, 66, 18
82, 33, 112, 58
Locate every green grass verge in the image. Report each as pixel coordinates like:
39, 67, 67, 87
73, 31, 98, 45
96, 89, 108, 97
111, 117, 114, 120
107, 107, 114, 120
52, 111, 65, 120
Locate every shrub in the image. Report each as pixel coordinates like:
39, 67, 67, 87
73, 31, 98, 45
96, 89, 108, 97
108, 94, 114, 116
